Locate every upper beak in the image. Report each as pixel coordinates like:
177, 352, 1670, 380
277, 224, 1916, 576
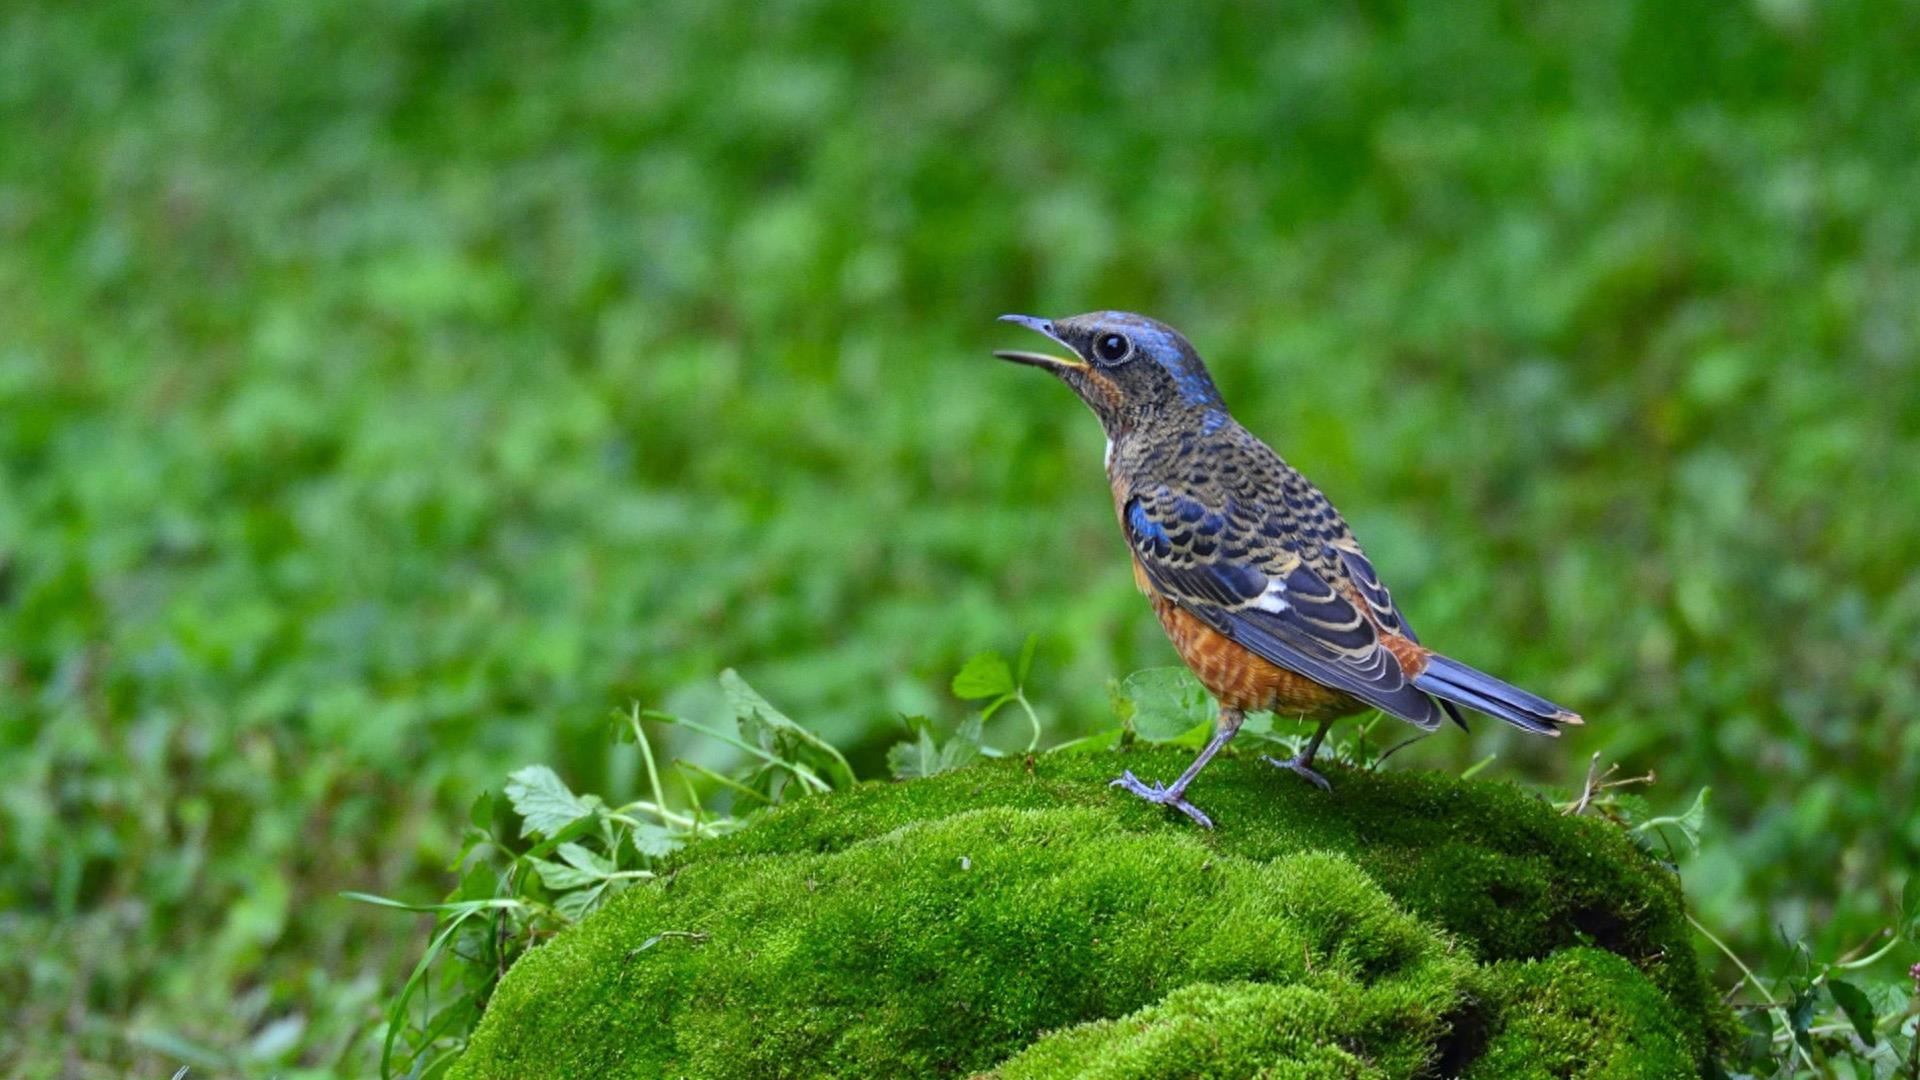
995, 314, 1086, 370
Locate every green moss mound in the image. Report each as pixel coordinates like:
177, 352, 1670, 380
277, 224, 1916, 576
1459, 949, 1702, 1079
452, 751, 1724, 1079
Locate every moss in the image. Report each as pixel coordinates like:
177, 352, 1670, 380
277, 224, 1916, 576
1460, 949, 1702, 1079
982, 981, 1417, 1079
451, 750, 1726, 1079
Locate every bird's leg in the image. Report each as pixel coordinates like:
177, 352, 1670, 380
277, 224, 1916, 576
1263, 716, 1335, 791
1110, 707, 1244, 828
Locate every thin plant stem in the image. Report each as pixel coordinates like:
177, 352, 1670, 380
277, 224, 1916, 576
1459, 753, 1497, 780
628, 705, 670, 824
1014, 690, 1042, 752
1688, 912, 1775, 1005
1832, 933, 1902, 971
677, 760, 773, 806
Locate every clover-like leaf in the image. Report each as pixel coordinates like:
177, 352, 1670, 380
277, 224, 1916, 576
951, 652, 1015, 701
1015, 634, 1039, 685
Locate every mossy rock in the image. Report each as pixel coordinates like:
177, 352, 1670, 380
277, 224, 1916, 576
452, 750, 1726, 1079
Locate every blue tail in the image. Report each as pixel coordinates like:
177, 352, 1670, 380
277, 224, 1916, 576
1413, 654, 1582, 736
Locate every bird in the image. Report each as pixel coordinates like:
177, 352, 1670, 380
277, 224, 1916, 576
996, 311, 1582, 828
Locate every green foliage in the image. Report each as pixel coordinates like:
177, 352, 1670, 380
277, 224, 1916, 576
948, 635, 1045, 751
1709, 924, 1920, 1078
346, 677, 842, 1077
448, 749, 1719, 1079
502, 767, 605, 842
1111, 667, 1215, 743
4, 1, 1919, 1075
885, 713, 984, 780
1632, 786, 1711, 859
713, 668, 857, 794
1556, 759, 1920, 1077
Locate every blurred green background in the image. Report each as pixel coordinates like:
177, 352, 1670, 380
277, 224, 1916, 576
3, 0, 1918, 1075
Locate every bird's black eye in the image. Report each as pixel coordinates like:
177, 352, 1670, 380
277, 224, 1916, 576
1092, 332, 1132, 364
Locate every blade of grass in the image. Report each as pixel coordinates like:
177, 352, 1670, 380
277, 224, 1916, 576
377, 904, 498, 1079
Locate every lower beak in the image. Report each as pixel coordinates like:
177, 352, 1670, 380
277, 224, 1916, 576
994, 348, 1087, 371
995, 314, 1086, 370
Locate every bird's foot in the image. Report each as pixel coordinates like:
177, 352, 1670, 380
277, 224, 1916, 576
1261, 754, 1333, 792
1109, 770, 1215, 828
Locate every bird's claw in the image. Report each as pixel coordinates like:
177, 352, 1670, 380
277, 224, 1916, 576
1261, 755, 1333, 792
1109, 770, 1215, 828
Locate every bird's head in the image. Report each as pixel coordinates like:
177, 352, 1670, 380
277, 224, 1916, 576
995, 311, 1226, 433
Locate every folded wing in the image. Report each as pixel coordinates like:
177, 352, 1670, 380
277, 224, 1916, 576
1124, 494, 1446, 730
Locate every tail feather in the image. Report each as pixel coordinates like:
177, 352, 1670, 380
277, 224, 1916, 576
1413, 654, 1582, 737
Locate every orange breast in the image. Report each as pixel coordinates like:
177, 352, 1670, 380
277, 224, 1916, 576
1147, 591, 1365, 719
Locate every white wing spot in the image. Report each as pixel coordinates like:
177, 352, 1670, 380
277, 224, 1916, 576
1104, 438, 1114, 469
1254, 579, 1289, 613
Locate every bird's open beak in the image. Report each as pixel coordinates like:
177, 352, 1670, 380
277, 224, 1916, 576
995, 314, 1086, 370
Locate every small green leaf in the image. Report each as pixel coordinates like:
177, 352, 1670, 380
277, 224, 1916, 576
1632, 786, 1709, 856
628, 823, 684, 858
887, 733, 933, 779
938, 713, 984, 773
1736, 1008, 1772, 1065
554, 883, 607, 921
504, 765, 601, 839
951, 652, 1015, 700
1015, 633, 1039, 685
886, 714, 983, 779
1115, 667, 1214, 743
1787, 987, 1815, 1049
721, 668, 796, 753
530, 857, 599, 891
556, 842, 614, 878
720, 669, 856, 790
468, 791, 494, 831
449, 862, 497, 904
1826, 978, 1876, 1046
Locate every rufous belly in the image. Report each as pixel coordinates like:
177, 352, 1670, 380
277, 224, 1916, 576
1148, 591, 1366, 719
